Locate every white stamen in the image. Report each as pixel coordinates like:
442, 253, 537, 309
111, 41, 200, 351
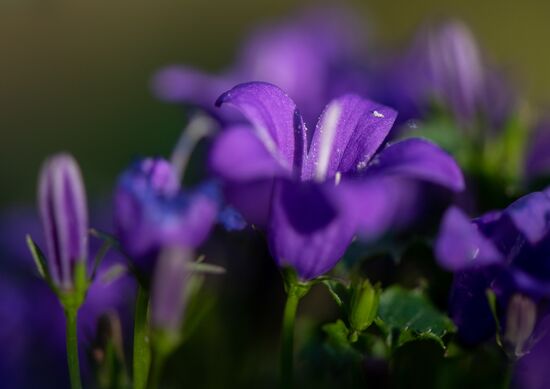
372, 110, 384, 118
315, 102, 342, 181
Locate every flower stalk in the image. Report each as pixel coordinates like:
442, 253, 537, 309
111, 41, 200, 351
280, 270, 310, 389
133, 286, 151, 389
65, 306, 82, 389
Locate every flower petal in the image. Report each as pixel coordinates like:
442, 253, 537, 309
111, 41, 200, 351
366, 138, 465, 191
209, 125, 289, 181
268, 179, 356, 280
505, 191, 550, 245
114, 159, 219, 273
151, 66, 234, 109
223, 179, 274, 228
302, 95, 397, 181
216, 82, 307, 172
435, 207, 503, 271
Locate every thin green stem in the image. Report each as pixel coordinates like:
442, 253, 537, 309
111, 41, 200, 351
280, 284, 302, 389
146, 346, 168, 389
65, 307, 82, 389
133, 286, 151, 389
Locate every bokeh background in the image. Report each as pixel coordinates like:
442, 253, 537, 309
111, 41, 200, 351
0, 1, 548, 387
2, 0, 550, 207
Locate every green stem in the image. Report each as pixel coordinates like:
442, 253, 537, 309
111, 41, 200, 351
146, 346, 168, 389
133, 286, 151, 389
280, 284, 303, 389
65, 307, 82, 389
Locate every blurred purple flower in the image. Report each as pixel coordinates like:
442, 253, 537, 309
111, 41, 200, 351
374, 20, 516, 129
513, 316, 550, 389
151, 6, 368, 125
38, 153, 88, 290
435, 189, 550, 347
113, 157, 219, 276
525, 118, 550, 180
210, 82, 464, 280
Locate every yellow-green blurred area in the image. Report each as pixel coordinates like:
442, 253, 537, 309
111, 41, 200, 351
1, 0, 549, 206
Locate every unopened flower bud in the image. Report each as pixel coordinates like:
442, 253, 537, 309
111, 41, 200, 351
38, 153, 88, 291
349, 279, 380, 334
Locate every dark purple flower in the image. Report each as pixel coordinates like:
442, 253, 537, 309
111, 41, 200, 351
210, 82, 464, 280
435, 189, 550, 348
151, 6, 367, 125
114, 157, 219, 275
374, 20, 516, 129
38, 153, 88, 291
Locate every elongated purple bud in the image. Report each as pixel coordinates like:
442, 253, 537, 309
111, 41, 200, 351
38, 153, 88, 290
151, 247, 192, 333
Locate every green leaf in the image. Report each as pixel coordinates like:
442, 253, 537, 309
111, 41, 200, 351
378, 286, 455, 349
26, 234, 50, 280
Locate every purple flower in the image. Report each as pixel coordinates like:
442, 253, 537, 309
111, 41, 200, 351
210, 82, 464, 280
435, 189, 550, 347
374, 20, 516, 129
113, 157, 219, 276
38, 153, 88, 291
151, 6, 367, 125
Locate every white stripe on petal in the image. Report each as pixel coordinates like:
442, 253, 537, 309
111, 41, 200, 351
315, 102, 341, 181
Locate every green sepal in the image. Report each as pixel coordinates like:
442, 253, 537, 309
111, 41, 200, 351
25, 234, 50, 281
486, 289, 503, 348
185, 261, 226, 275
281, 267, 312, 299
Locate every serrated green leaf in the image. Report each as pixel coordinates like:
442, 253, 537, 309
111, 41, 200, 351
378, 286, 455, 349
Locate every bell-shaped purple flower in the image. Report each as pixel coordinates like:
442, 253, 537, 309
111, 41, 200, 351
210, 82, 464, 280
435, 188, 550, 346
38, 153, 88, 291
375, 20, 516, 129
151, 6, 367, 125
114, 157, 219, 276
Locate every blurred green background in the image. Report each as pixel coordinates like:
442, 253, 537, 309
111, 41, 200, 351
1, 0, 549, 206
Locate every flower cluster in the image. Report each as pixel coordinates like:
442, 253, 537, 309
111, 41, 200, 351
8, 6, 550, 389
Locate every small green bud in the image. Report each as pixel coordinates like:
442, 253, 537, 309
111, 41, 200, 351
349, 279, 380, 333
